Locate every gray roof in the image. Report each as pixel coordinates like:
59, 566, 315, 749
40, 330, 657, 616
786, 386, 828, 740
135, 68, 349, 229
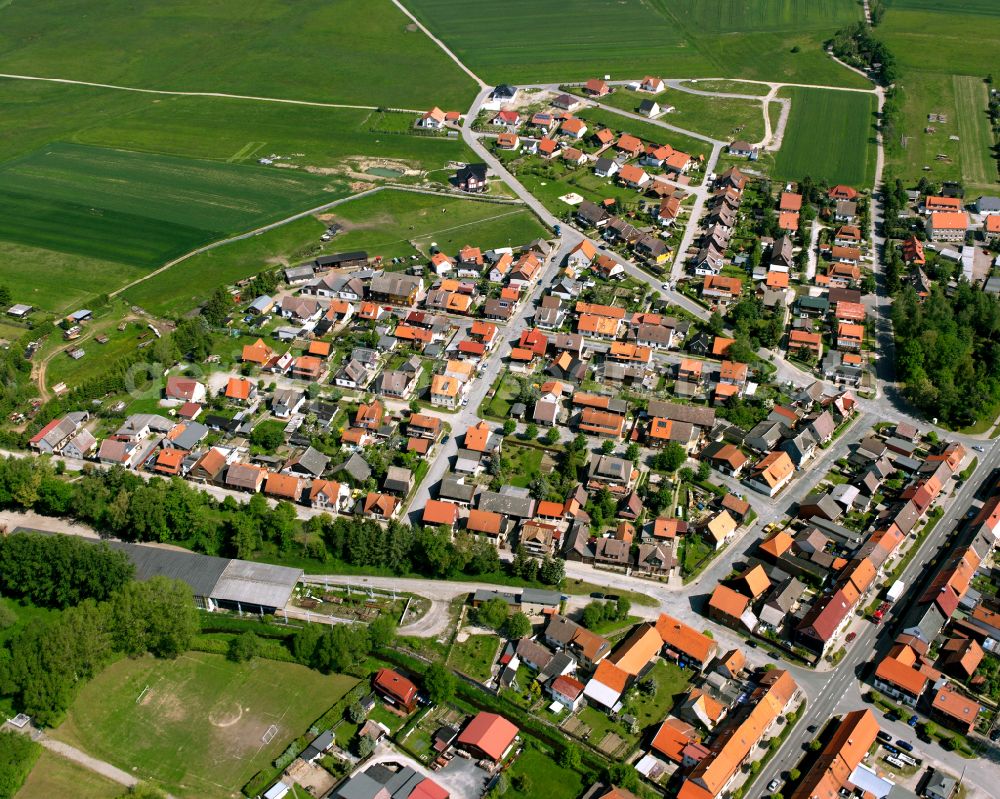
590, 454, 631, 483
646, 399, 715, 428
521, 588, 561, 605
212, 559, 302, 610
384, 466, 413, 493
439, 476, 475, 503
168, 421, 208, 451
337, 453, 372, 483
286, 446, 329, 477
334, 772, 387, 799
108, 541, 228, 599
477, 490, 535, 518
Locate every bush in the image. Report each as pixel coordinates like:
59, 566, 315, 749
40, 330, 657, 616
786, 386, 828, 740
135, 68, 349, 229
227, 632, 261, 663
0, 731, 40, 798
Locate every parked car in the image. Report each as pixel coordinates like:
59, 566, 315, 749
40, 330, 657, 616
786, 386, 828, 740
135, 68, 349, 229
908, 716, 918, 728
877, 730, 893, 743
989, 728, 999, 742
846, 632, 857, 642
767, 779, 780, 792
896, 740, 914, 752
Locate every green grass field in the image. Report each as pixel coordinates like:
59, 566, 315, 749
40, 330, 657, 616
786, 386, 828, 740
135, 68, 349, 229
45, 321, 153, 391
879, 1, 999, 188
121, 216, 325, 316
0, 242, 145, 313
600, 87, 766, 142
773, 87, 876, 185
504, 748, 583, 799
405, 0, 868, 87
0, 141, 345, 264
0, 79, 473, 181
53, 652, 357, 798
574, 107, 712, 159
952, 76, 997, 186
0, 0, 476, 108
680, 79, 772, 96
16, 750, 122, 799
448, 634, 498, 682
122, 190, 547, 317
320, 190, 549, 260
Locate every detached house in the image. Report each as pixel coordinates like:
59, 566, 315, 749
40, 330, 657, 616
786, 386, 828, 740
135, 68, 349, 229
748, 451, 795, 496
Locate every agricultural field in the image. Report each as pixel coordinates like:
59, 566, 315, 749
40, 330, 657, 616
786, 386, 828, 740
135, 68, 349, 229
879, 1, 999, 189
404, 0, 869, 87
53, 652, 357, 798
599, 87, 766, 142
0, 142, 347, 268
0, 80, 473, 182
772, 87, 876, 186
0, 0, 476, 109
16, 750, 122, 799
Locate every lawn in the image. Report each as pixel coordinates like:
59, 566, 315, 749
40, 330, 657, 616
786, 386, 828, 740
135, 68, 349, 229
680, 80, 772, 97
622, 660, 690, 733
0, 241, 145, 314
15, 750, 121, 799
0, 0, 476, 109
504, 747, 584, 799
317, 189, 549, 262
44, 321, 154, 393
403, 0, 868, 88
600, 87, 766, 143
447, 634, 498, 682
121, 216, 326, 316
574, 107, 712, 160
879, 1, 1000, 189
504, 442, 545, 489
52, 651, 358, 798
772, 87, 876, 186
952, 76, 997, 187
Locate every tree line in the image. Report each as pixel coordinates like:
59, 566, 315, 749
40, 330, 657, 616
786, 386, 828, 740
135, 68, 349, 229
827, 22, 897, 84
0, 456, 568, 588
0, 559, 198, 725
0, 533, 133, 609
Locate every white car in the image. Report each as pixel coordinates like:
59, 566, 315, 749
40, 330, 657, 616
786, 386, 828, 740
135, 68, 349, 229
661, 282, 670, 290
767, 779, 781, 792
973, 445, 985, 452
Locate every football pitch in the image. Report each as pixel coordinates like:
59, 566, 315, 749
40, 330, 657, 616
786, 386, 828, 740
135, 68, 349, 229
53, 652, 358, 798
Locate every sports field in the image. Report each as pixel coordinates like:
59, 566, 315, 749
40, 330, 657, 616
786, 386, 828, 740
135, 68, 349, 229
773, 87, 876, 186
404, 0, 869, 87
0, 0, 476, 109
599, 87, 766, 142
53, 652, 357, 798
16, 749, 121, 799
0, 142, 346, 267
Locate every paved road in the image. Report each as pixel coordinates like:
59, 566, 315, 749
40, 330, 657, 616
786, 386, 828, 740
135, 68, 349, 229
745, 439, 1000, 799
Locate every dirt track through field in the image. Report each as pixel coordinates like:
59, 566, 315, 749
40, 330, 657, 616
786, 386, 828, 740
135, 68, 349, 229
0, 72, 425, 113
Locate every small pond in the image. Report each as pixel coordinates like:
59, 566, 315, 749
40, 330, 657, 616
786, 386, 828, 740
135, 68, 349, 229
366, 166, 404, 177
